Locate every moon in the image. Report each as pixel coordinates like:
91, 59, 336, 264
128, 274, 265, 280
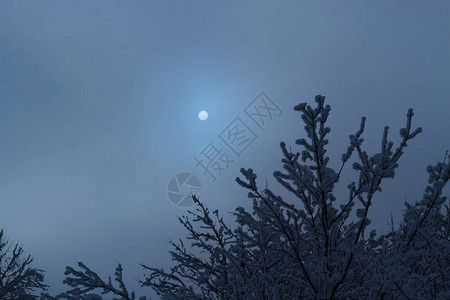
198, 110, 208, 121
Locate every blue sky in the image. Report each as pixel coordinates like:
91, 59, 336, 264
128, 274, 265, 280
1, 1, 449, 298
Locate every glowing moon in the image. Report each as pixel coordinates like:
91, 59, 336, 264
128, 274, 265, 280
198, 110, 208, 121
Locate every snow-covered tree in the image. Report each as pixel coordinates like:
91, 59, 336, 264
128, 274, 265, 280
140, 95, 449, 299
58, 95, 449, 299
40, 262, 147, 300
0, 229, 48, 299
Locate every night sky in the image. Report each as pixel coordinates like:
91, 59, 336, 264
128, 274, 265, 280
1, 1, 449, 298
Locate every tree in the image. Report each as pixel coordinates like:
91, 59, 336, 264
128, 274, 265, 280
44, 262, 146, 300
57, 95, 449, 299
0, 229, 48, 299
